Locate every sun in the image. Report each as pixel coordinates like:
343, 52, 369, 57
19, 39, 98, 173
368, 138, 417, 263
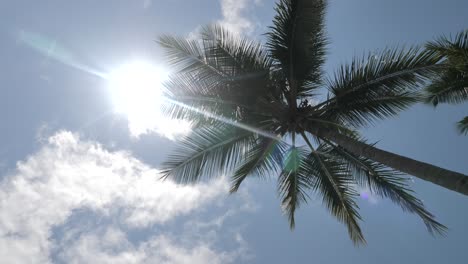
107, 60, 190, 138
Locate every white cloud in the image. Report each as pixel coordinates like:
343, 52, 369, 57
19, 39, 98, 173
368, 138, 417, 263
126, 115, 191, 141
57, 228, 243, 264
218, 0, 262, 35
0, 131, 250, 263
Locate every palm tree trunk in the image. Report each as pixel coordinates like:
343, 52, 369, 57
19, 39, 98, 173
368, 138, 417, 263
310, 127, 468, 196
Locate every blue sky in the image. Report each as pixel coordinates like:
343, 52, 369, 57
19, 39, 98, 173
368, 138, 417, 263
1, 0, 467, 263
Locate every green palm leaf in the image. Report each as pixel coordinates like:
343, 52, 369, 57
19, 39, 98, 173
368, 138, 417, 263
201, 25, 272, 74
277, 146, 312, 229
307, 146, 365, 245
231, 136, 286, 193
457, 116, 468, 135
426, 30, 468, 62
158, 35, 228, 81
321, 47, 441, 127
424, 30, 468, 134
160, 124, 255, 183
425, 30, 468, 106
161, 72, 242, 126
157, 1, 467, 245
266, 0, 328, 97
425, 73, 468, 105
321, 142, 447, 235
160, 27, 283, 127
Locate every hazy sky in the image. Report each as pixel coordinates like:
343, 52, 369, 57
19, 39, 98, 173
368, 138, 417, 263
1, 0, 467, 263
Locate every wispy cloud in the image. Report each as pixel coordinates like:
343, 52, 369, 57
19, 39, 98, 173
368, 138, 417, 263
218, 0, 262, 35
57, 227, 245, 264
0, 131, 250, 263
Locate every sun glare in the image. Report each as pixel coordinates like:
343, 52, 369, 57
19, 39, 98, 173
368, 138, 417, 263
108, 61, 190, 139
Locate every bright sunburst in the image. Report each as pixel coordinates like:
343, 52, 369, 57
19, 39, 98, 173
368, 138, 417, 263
107, 60, 190, 139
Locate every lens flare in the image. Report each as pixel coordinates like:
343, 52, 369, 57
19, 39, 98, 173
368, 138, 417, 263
107, 61, 190, 138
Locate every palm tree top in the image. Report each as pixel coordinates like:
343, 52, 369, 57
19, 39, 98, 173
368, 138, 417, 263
424, 30, 468, 134
155, 0, 459, 245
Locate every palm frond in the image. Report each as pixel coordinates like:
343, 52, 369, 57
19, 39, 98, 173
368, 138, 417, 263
158, 35, 228, 83
277, 146, 312, 229
321, 92, 420, 127
426, 30, 468, 61
160, 98, 221, 129
231, 137, 286, 192
321, 142, 447, 235
161, 73, 241, 126
160, 124, 255, 183
321, 47, 441, 127
266, 0, 328, 97
157, 4, 457, 245
457, 116, 468, 135
301, 118, 361, 142
425, 71, 468, 105
425, 30, 468, 106
200, 25, 280, 107
160, 26, 273, 90
304, 142, 365, 244
160, 27, 283, 126
201, 25, 272, 73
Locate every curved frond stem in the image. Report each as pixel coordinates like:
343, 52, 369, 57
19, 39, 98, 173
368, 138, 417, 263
231, 137, 286, 192
301, 132, 365, 244
278, 146, 311, 229
319, 139, 447, 235
161, 125, 255, 183
318, 47, 443, 127
267, 0, 328, 98
324, 64, 442, 105
300, 131, 315, 151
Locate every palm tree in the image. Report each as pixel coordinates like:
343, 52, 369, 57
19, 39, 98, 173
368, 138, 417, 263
425, 30, 468, 134
157, 0, 467, 244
